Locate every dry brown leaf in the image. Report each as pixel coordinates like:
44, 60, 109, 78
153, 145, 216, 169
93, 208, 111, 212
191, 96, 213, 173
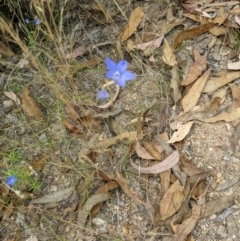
172, 196, 204, 241
159, 180, 185, 221
121, 7, 144, 42
228, 56, 240, 70
181, 54, 207, 86
64, 119, 83, 134
107, 116, 127, 135
168, 122, 194, 143
162, 39, 177, 66
230, 84, 240, 109
22, 86, 44, 121
131, 35, 164, 51
65, 46, 87, 59
170, 65, 182, 103
114, 176, 150, 207
203, 71, 240, 93
203, 195, 235, 218
143, 141, 162, 161
91, 181, 119, 215
135, 142, 155, 160
30, 155, 47, 172
174, 22, 215, 49
94, 131, 140, 149
199, 108, 240, 123
3, 202, 13, 219
4, 91, 21, 105
209, 26, 227, 36
131, 150, 179, 174
182, 68, 211, 112
77, 193, 111, 227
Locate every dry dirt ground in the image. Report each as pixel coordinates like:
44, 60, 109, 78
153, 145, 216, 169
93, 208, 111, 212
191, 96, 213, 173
1, 0, 240, 241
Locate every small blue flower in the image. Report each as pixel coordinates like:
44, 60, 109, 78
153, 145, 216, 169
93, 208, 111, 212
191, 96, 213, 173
97, 89, 109, 99
6, 175, 18, 187
34, 18, 41, 25
105, 57, 135, 87
25, 18, 30, 24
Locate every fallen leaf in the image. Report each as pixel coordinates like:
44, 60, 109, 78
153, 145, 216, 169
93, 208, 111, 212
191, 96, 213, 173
22, 86, 44, 121
64, 119, 83, 134
159, 180, 185, 221
4, 91, 21, 105
209, 26, 227, 36
135, 142, 155, 160
203, 71, 240, 93
172, 196, 204, 241
182, 68, 211, 112
107, 116, 127, 135
203, 195, 235, 218
181, 54, 207, 86
168, 122, 194, 143
212, 205, 240, 222
30, 155, 47, 172
170, 65, 182, 103
31, 187, 73, 204
92, 108, 122, 118
174, 22, 215, 49
3, 202, 13, 219
162, 39, 177, 66
94, 131, 140, 149
65, 46, 87, 59
131, 150, 179, 174
228, 56, 240, 70
91, 181, 119, 215
121, 7, 144, 42
26, 235, 38, 241
143, 141, 162, 161
77, 193, 111, 227
132, 35, 164, 51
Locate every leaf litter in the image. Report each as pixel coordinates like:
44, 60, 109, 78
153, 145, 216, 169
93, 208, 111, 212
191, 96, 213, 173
2, 0, 240, 240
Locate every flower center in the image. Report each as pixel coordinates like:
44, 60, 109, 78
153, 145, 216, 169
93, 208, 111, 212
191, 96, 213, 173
114, 71, 120, 80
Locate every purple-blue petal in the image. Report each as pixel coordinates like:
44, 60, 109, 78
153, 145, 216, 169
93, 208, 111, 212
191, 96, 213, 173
106, 69, 116, 79
121, 71, 135, 82
6, 175, 18, 187
97, 89, 109, 99
105, 57, 117, 70
115, 78, 126, 87
116, 60, 128, 73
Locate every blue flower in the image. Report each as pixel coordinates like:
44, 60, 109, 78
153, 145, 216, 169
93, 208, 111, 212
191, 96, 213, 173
105, 57, 135, 87
6, 175, 18, 187
97, 89, 109, 99
34, 18, 41, 25
25, 18, 30, 24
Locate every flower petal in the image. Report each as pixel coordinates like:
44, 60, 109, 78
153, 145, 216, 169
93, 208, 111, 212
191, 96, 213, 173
116, 60, 128, 73
6, 175, 18, 187
97, 89, 109, 99
105, 57, 116, 70
115, 78, 126, 87
106, 70, 116, 79
121, 71, 136, 82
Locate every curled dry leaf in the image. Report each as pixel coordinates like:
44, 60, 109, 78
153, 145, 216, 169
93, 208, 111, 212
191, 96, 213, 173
135, 142, 155, 160
203, 71, 240, 93
121, 7, 144, 42
174, 22, 215, 49
181, 54, 207, 86
97, 84, 120, 109
77, 193, 111, 228
4, 91, 21, 105
22, 86, 44, 121
172, 197, 203, 241
131, 35, 164, 51
162, 39, 177, 66
168, 122, 194, 144
131, 150, 179, 174
182, 68, 211, 112
228, 56, 240, 70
